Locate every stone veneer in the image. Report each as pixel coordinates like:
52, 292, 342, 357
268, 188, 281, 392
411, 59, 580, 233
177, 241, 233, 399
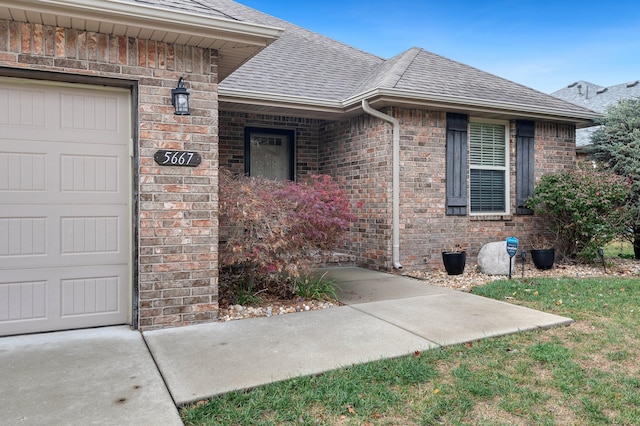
0, 21, 220, 330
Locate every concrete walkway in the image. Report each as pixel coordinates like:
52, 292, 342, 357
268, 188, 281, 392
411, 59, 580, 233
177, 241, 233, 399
145, 267, 573, 405
0, 267, 573, 424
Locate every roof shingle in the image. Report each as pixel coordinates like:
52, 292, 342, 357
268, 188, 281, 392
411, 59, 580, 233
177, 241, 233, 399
131, 0, 599, 120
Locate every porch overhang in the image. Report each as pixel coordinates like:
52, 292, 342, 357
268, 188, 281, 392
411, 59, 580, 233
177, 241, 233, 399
0, 0, 284, 80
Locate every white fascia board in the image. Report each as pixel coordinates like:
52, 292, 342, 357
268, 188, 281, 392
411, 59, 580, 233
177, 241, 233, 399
5, 0, 284, 46
221, 86, 600, 126
346, 88, 602, 123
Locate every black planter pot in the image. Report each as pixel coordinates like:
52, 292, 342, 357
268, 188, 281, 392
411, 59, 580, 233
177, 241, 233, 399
442, 251, 466, 275
531, 248, 555, 270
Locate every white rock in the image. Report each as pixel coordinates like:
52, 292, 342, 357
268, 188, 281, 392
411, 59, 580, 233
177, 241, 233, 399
477, 241, 517, 276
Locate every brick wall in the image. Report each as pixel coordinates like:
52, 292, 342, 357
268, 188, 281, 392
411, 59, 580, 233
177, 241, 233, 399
219, 110, 396, 270
219, 107, 576, 272
398, 110, 576, 270
0, 20, 220, 330
319, 114, 394, 270
320, 108, 576, 271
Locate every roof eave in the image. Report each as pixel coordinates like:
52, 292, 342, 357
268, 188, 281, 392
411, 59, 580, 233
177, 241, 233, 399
0, 0, 284, 80
346, 89, 601, 127
219, 87, 602, 126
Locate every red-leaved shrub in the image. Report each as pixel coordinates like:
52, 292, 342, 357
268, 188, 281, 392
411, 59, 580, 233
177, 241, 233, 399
219, 169, 357, 291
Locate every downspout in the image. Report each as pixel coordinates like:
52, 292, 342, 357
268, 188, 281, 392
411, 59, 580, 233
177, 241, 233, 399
361, 99, 403, 269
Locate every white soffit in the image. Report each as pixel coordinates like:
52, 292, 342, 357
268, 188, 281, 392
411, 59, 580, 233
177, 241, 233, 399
0, 0, 283, 79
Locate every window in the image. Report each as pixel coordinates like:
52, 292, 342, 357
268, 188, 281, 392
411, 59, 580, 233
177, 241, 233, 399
244, 127, 295, 180
469, 120, 508, 214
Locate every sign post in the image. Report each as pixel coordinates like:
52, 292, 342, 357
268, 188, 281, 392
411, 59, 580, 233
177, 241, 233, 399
506, 237, 519, 279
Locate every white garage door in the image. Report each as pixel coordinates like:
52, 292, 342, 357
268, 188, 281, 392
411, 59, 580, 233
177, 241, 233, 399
0, 78, 131, 336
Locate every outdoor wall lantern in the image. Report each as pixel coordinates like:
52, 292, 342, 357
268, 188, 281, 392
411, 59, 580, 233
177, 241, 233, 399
171, 77, 190, 115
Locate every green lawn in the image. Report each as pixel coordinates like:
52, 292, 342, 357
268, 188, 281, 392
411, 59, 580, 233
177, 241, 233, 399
603, 239, 635, 259
181, 276, 640, 425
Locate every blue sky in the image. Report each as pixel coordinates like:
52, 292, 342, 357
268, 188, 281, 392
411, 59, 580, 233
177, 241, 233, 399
238, 0, 640, 94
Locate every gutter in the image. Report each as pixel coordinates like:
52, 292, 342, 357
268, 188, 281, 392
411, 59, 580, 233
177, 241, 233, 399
361, 99, 403, 270
347, 88, 602, 122
219, 87, 600, 127
5, 0, 284, 45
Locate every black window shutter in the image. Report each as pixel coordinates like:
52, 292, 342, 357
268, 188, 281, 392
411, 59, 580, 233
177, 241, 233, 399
516, 120, 535, 215
446, 113, 468, 215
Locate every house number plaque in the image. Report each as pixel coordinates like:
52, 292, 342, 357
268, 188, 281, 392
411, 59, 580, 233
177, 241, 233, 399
154, 150, 201, 167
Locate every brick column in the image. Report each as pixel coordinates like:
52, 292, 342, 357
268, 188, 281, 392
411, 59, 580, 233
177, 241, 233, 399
137, 72, 220, 330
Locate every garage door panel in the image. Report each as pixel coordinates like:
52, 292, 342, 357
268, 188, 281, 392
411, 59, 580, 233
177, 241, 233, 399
0, 265, 128, 336
61, 275, 121, 317
0, 79, 131, 336
60, 92, 120, 132
60, 153, 121, 193
60, 214, 123, 258
1, 142, 127, 205
1, 84, 128, 144
0, 151, 47, 191
55, 265, 129, 330
0, 86, 47, 128
0, 279, 47, 322
0, 207, 127, 270
0, 216, 47, 257
54, 89, 128, 145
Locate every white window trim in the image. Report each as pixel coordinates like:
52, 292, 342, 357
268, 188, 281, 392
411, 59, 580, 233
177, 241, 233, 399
468, 117, 510, 215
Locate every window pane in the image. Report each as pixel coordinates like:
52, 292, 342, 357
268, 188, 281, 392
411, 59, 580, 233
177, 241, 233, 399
470, 122, 505, 166
249, 133, 291, 180
470, 169, 505, 213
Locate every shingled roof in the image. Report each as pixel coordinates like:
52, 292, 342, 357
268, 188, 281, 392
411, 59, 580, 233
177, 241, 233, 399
552, 80, 640, 147
552, 80, 640, 113
134, 0, 599, 125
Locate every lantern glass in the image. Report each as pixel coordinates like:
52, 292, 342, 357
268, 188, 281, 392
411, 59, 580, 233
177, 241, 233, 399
174, 93, 189, 115
171, 77, 190, 115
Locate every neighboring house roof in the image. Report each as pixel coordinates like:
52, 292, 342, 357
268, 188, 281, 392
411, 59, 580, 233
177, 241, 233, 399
552, 80, 640, 147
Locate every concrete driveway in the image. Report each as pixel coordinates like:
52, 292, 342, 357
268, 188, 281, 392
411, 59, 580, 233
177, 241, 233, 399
0, 326, 181, 426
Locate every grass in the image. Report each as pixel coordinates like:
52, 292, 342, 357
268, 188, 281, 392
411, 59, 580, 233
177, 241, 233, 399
603, 239, 635, 259
294, 273, 339, 301
181, 276, 640, 425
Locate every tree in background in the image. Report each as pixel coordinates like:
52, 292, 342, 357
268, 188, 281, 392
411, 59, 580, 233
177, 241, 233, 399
590, 98, 640, 259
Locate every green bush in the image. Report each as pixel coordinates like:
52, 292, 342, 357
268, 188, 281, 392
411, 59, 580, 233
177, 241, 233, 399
525, 168, 633, 261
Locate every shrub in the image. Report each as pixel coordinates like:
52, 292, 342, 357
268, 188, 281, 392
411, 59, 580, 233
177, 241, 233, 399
294, 273, 338, 301
219, 169, 357, 293
525, 168, 633, 261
